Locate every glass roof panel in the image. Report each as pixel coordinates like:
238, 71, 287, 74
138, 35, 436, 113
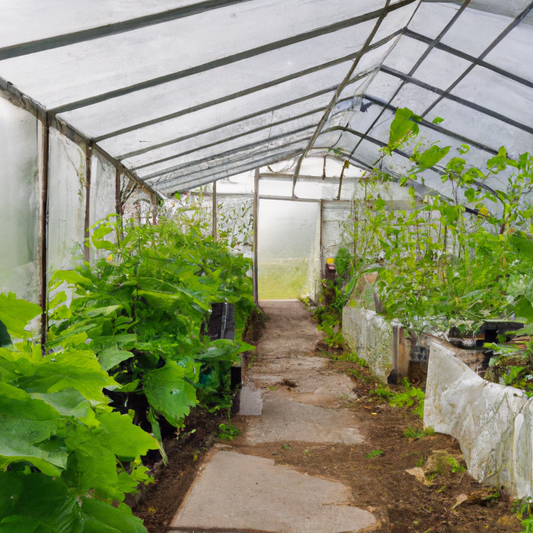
451, 66, 533, 130
130, 111, 323, 173
1, 7, 379, 111
0, 0, 200, 48
413, 48, 471, 90
484, 22, 533, 84
440, 6, 514, 57
135, 120, 319, 178
100, 87, 337, 159
407, 2, 459, 40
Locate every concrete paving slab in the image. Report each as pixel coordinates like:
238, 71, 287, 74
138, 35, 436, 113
239, 381, 263, 416
171, 451, 377, 533
255, 301, 323, 358
245, 398, 364, 445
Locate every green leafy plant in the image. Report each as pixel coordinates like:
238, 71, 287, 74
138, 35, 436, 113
371, 379, 425, 418
218, 422, 241, 441
338, 108, 533, 341
365, 449, 384, 459
48, 216, 256, 451
0, 293, 157, 532
403, 426, 435, 440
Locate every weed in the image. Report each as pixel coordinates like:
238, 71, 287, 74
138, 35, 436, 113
370, 385, 395, 401
365, 450, 384, 459
218, 422, 241, 441
281, 444, 291, 450
248, 354, 257, 369
513, 497, 533, 532
404, 426, 435, 440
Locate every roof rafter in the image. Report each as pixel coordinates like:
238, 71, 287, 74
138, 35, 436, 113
51, 6, 409, 114
0, 0, 255, 61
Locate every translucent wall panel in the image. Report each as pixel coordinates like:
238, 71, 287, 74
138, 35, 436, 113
322, 202, 352, 265
47, 128, 87, 273
258, 199, 320, 300
90, 152, 117, 226
89, 152, 118, 262
216, 195, 254, 260
0, 97, 41, 303
123, 187, 153, 225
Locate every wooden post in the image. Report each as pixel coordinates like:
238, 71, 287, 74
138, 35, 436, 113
253, 169, 260, 305
392, 324, 410, 381
212, 180, 217, 241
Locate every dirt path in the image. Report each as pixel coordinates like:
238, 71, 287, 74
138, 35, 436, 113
137, 300, 522, 532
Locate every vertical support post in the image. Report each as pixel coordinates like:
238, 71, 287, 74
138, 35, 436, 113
151, 193, 158, 225
115, 168, 124, 243
40, 115, 50, 351
392, 324, 409, 381
253, 169, 260, 305
319, 199, 324, 279
115, 168, 122, 217
83, 142, 93, 263
212, 180, 217, 241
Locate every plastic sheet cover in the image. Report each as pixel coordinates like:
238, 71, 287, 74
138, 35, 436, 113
0, 0, 532, 199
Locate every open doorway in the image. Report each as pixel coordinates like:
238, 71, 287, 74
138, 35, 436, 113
257, 199, 320, 301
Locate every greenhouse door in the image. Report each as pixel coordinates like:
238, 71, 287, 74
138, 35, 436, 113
258, 199, 320, 300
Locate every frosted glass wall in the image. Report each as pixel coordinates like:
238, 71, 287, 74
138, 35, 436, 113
47, 128, 87, 274
322, 201, 353, 265
89, 152, 118, 261
0, 97, 41, 303
258, 199, 320, 300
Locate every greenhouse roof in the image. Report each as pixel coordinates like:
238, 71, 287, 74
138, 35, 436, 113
1, 0, 532, 196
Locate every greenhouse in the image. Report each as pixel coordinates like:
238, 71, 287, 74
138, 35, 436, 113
1, 0, 533, 531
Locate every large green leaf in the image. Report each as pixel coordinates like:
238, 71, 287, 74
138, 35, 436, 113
20, 349, 115, 403
0, 382, 60, 420
98, 347, 134, 371
81, 499, 148, 533
0, 294, 41, 339
30, 389, 91, 420
64, 431, 122, 500
94, 412, 158, 460
143, 361, 198, 426
0, 472, 83, 533
0, 417, 66, 475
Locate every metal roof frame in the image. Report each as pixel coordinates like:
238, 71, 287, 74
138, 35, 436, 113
1, 0, 532, 197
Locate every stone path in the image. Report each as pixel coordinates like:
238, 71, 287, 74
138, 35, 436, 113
170, 300, 378, 533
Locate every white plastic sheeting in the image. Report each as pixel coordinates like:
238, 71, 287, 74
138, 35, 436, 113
0, 97, 41, 303
2, 0, 531, 197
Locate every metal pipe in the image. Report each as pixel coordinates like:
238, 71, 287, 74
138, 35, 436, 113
253, 168, 259, 305
212, 180, 217, 241
39, 115, 50, 351
83, 143, 92, 263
